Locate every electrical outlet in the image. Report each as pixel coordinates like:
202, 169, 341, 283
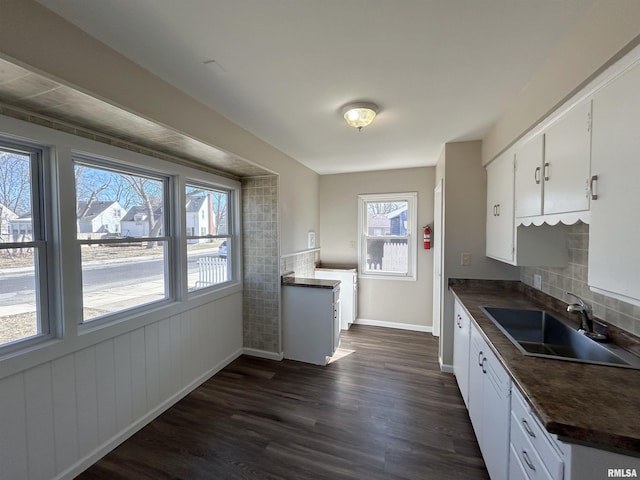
350, 240, 357, 249
461, 252, 472, 266
534, 274, 542, 290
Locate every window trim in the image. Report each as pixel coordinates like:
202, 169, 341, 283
73, 156, 175, 325
0, 114, 242, 375
357, 192, 418, 281
184, 181, 236, 293
0, 140, 54, 353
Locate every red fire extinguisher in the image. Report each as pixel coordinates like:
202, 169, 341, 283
423, 225, 432, 250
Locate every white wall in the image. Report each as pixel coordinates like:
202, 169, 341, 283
319, 168, 434, 329
482, 0, 640, 164
0, 293, 242, 480
436, 142, 518, 367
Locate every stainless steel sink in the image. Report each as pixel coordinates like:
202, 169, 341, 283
480, 306, 640, 369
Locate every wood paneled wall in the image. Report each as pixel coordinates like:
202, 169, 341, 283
0, 292, 243, 480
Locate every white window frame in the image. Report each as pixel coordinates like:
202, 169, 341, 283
73, 156, 174, 324
358, 192, 417, 281
0, 139, 54, 353
0, 114, 242, 375
185, 182, 236, 293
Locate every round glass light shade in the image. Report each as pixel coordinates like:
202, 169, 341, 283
342, 103, 378, 130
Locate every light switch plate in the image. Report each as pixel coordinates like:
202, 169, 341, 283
308, 231, 316, 248
461, 252, 472, 266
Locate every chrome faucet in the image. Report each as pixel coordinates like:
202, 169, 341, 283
566, 292, 607, 341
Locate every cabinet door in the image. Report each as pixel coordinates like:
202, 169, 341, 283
515, 135, 544, 218
486, 151, 515, 263
468, 325, 485, 442
544, 101, 591, 215
589, 61, 640, 305
482, 348, 511, 480
453, 301, 470, 408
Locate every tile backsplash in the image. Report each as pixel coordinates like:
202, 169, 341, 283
521, 221, 640, 336
280, 249, 320, 278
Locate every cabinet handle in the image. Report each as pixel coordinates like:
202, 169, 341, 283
544, 162, 550, 181
590, 175, 599, 200
478, 351, 484, 367
522, 419, 536, 438
534, 166, 541, 185
522, 450, 536, 471
481, 358, 487, 374
496, 204, 500, 216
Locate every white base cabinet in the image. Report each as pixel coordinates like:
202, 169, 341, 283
453, 301, 471, 408
468, 322, 512, 480
456, 303, 512, 480
282, 284, 340, 365
314, 268, 357, 330
511, 386, 564, 480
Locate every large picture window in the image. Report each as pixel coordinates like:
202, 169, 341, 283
358, 192, 417, 280
185, 183, 233, 291
0, 142, 50, 348
74, 159, 171, 322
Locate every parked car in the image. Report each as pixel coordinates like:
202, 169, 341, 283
218, 240, 227, 258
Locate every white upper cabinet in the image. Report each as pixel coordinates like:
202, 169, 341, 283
589, 60, 640, 306
515, 135, 544, 218
544, 101, 592, 216
486, 150, 515, 263
515, 100, 592, 222
487, 149, 568, 267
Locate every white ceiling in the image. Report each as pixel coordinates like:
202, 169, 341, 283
37, 0, 596, 175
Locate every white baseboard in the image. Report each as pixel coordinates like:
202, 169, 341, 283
57, 347, 243, 480
354, 318, 433, 333
242, 347, 284, 361
439, 358, 454, 374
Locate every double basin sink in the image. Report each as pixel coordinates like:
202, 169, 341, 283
480, 306, 640, 369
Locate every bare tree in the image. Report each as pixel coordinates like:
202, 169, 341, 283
367, 201, 405, 216
0, 151, 31, 215
74, 165, 112, 233
123, 176, 163, 247
210, 191, 228, 235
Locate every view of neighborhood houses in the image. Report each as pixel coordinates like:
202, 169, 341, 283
365, 201, 409, 273
0, 149, 231, 346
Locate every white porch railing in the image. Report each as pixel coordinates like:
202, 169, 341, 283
196, 256, 228, 287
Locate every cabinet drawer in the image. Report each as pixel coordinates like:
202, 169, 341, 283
512, 388, 563, 480
511, 410, 555, 480
510, 442, 534, 480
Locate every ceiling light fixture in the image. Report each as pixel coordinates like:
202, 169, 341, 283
342, 102, 378, 131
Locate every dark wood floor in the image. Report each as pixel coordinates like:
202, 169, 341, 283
76, 325, 489, 479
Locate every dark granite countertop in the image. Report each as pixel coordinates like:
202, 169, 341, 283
282, 277, 340, 289
449, 279, 640, 456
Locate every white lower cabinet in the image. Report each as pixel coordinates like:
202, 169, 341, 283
454, 299, 640, 479
468, 321, 512, 480
511, 386, 564, 480
453, 301, 471, 408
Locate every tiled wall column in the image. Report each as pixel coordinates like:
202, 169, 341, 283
521, 222, 640, 335
242, 175, 280, 353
